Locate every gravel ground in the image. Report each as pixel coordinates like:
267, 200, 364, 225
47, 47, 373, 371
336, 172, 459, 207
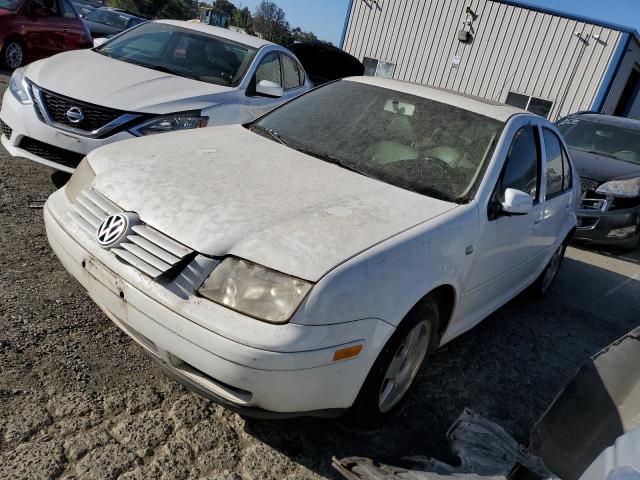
1, 69, 639, 480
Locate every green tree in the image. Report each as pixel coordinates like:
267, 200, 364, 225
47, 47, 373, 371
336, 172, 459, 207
231, 6, 253, 31
252, 0, 289, 44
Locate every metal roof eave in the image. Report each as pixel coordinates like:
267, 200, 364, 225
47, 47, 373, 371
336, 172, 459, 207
489, 0, 640, 43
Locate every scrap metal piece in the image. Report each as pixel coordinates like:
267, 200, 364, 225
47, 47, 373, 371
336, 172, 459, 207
333, 409, 553, 480
529, 326, 640, 480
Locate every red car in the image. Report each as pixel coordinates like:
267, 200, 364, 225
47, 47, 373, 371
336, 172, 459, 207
0, 0, 92, 69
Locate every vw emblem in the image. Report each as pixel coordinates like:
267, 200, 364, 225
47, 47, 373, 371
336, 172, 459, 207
66, 107, 85, 125
96, 213, 131, 248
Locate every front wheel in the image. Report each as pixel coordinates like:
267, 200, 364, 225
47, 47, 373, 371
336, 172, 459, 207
344, 299, 440, 429
2, 40, 25, 69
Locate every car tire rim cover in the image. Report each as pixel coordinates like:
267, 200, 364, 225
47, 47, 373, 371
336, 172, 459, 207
542, 245, 563, 292
378, 320, 431, 413
6, 43, 23, 69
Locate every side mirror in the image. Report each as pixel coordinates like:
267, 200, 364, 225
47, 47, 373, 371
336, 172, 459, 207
255, 79, 283, 98
500, 188, 533, 215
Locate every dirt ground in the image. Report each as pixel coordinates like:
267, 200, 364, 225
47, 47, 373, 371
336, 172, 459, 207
1, 69, 639, 480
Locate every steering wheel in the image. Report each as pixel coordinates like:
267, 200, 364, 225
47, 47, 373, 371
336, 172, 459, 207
377, 156, 452, 179
613, 150, 638, 161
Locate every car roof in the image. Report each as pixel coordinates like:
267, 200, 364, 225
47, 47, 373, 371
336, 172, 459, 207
345, 76, 526, 122
156, 20, 275, 49
563, 113, 640, 130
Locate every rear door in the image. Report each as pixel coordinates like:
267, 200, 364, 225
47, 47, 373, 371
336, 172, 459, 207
537, 127, 575, 249
57, 0, 88, 50
23, 0, 68, 58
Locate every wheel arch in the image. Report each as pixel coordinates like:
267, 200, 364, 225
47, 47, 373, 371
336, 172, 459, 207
402, 284, 457, 341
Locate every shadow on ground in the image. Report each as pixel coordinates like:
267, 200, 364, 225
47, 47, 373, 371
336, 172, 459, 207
244, 254, 640, 478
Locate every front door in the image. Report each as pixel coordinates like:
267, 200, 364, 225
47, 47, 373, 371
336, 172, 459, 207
461, 125, 548, 322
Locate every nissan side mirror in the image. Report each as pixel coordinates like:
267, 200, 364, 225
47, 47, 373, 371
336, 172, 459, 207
255, 80, 283, 98
501, 188, 533, 215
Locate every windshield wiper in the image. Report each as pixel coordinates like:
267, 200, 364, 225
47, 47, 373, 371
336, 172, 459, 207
251, 126, 371, 178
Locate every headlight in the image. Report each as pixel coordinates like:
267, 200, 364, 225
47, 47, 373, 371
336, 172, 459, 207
9, 67, 31, 104
129, 112, 208, 136
198, 257, 313, 323
65, 157, 96, 203
596, 177, 640, 198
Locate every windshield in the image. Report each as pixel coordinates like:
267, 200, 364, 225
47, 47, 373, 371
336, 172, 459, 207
85, 8, 144, 28
96, 22, 257, 87
557, 117, 640, 165
0, 0, 21, 10
253, 81, 504, 202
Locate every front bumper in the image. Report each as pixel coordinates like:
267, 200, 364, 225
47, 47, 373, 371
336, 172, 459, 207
575, 205, 640, 247
44, 188, 393, 415
0, 89, 135, 173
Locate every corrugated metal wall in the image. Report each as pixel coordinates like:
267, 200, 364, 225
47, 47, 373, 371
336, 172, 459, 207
342, 0, 624, 120
602, 35, 640, 117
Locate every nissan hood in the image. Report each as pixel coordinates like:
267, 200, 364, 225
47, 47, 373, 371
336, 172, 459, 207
89, 125, 457, 281
25, 49, 234, 114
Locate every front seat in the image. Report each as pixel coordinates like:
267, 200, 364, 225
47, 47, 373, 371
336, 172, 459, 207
367, 115, 418, 165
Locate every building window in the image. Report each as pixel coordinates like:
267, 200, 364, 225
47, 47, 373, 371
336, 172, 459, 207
506, 92, 554, 118
363, 57, 396, 79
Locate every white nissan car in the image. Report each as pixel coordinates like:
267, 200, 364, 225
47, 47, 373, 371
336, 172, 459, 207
44, 77, 579, 425
0, 20, 310, 173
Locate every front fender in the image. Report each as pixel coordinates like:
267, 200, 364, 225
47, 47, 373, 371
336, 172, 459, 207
293, 203, 479, 328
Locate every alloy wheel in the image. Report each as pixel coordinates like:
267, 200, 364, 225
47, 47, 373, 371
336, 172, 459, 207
6, 43, 24, 69
378, 320, 431, 413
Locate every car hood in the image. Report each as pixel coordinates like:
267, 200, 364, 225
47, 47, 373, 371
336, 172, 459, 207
89, 125, 457, 281
25, 49, 235, 114
569, 148, 640, 182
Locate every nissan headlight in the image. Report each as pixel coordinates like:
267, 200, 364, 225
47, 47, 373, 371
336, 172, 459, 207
596, 177, 640, 198
65, 157, 96, 203
198, 257, 313, 323
9, 67, 31, 104
129, 112, 208, 136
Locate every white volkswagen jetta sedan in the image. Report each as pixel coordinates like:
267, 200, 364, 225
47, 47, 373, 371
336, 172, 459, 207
0, 20, 310, 173
44, 77, 579, 425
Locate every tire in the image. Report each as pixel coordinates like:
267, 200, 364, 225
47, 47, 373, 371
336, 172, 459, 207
529, 241, 567, 297
344, 298, 440, 429
2, 38, 25, 70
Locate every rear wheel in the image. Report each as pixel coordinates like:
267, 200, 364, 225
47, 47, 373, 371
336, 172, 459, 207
530, 241, 566, 296
345, 298, 440, 429
2, 39, 25, 70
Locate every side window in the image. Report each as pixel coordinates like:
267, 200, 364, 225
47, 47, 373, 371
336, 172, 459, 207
543, 128, 572, 197
255, 52, 281, 86
59, 0, 77, 18
500, 126, 540, 201
281, 54, 303, 90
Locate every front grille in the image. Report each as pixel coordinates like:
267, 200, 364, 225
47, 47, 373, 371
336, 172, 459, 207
580, 177, 600, 192
17, 137, 84, 169
0, 120, 12, 139
40, 88, 125, 132
69, 189, 194, 278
